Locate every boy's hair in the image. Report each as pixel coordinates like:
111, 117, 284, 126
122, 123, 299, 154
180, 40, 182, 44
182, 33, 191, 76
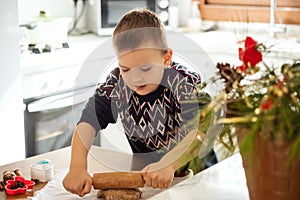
113, 8, 168, 55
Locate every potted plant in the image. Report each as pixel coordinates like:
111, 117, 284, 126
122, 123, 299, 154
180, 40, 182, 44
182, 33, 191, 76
196, 36, 300, 200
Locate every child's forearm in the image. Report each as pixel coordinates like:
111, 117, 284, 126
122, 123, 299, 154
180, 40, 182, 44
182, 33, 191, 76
160, 130, 204, 171
69, 122, 96, 170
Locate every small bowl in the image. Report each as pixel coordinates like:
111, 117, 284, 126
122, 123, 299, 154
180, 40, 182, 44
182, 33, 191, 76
30, 159, 54, 182
5, 176, 35, 195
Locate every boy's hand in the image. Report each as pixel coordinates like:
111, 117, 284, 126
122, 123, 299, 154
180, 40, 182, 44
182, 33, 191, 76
62, 168, 92, 197
141, 162, 175, 189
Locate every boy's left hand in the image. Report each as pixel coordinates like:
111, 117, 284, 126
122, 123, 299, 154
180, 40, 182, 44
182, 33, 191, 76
141, 162, 175, 189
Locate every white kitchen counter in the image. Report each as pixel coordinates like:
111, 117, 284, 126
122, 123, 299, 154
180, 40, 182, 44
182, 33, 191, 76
21, 34, 108, 99
32, 149, 248, 200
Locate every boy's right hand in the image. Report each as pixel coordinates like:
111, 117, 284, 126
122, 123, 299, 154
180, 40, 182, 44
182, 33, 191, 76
62, 168, 92, 197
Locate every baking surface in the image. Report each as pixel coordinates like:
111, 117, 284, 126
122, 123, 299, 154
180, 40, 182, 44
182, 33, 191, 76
0, 146, 249, 199
34, 168, 191, 199
0, 146, 189, 199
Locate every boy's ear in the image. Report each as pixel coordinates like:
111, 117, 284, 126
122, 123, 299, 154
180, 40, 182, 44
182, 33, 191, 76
163, 48, 173, 67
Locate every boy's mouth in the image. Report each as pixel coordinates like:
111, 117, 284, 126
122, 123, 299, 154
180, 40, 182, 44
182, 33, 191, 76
135, 85, 146, 90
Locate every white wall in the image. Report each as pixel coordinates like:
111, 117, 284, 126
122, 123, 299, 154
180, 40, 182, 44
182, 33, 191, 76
0, 0, 25, 165
18, 0, 87, 30
18, 0, 74, 20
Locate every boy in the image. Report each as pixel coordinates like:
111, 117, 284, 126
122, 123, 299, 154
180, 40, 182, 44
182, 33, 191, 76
63, 8, 217, 197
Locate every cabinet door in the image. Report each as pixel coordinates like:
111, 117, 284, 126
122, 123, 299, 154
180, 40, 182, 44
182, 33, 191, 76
198, 0, 300, 24
205, 0, 300, 7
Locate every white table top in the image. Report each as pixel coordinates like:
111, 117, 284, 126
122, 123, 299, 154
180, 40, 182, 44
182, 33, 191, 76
151, 153, 249, 200
32, 150, 249, 200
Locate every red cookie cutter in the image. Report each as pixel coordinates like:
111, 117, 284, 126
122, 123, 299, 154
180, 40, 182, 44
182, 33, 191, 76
5, 176, 35, 195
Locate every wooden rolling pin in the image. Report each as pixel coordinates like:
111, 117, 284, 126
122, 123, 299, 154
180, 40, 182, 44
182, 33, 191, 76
92, 172, 145, 189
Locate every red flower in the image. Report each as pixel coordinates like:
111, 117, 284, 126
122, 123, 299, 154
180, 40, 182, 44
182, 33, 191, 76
236, 65, 247, 72
277, 80, 284, 89
261, 97, 273, 111
238, 37, 262, 71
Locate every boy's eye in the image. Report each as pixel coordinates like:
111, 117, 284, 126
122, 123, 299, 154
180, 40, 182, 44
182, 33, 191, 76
120, 68, 129, 73
140, 65, 152, 71
119, 64, 153, 73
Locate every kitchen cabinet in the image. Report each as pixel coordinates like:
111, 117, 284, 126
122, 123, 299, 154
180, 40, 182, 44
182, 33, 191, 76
199, 0, 300, 24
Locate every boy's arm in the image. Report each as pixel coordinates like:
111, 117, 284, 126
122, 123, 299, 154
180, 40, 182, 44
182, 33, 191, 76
160, 129, 204, 171
146, 129, 203, 172
142, 90, 211, 188
62, 122, 96, 197
161, 90, 211, 171
141, 129, 203, 189
70, 122, 96, 169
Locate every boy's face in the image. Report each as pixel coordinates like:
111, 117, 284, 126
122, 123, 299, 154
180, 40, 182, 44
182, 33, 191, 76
118, 48, 172, 96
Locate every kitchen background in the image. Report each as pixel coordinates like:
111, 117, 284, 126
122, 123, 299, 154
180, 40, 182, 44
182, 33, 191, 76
1, 0, 91, 166
1, 0, 300, 165
1, 0, 176, 165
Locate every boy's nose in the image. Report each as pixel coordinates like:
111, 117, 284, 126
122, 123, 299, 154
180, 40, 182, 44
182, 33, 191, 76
130, 69, 143, 83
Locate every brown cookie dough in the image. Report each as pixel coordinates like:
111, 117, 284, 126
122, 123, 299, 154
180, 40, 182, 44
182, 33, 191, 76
97, 188, 142, 200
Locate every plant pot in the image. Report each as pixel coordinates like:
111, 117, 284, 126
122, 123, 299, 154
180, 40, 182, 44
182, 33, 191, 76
237, 130, 300, 200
